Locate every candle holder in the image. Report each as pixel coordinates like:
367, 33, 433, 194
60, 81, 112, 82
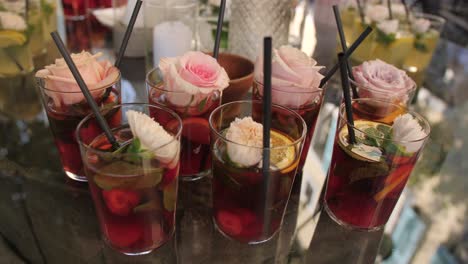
143, 0, 199, 72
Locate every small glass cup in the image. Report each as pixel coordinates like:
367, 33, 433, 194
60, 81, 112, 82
351, 78, 417, 107
143, 0, 198, 71
209, 100, 307, 244
253, 80, 324, 175
402, 13, 445, 88
76, 103, 182, 255
146, 68, 221, 181
36, 72, 121, 181
324, 98, 430, 231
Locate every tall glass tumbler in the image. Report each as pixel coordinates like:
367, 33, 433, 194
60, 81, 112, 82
402, 13, 445, 88
146, 68, 221, 181
209, 101, 307, 244
143, 0, 198, 71
324, 98, 430, 231
36, 71, 121, 181
76, 103, 182, 255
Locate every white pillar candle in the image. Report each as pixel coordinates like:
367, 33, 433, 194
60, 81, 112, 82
152, 21, 193, 66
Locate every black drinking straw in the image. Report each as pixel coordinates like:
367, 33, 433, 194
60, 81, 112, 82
333, 5, 359, 99
401, 0, 411, 23
356, 0, 365, 24
114, 0, 143, 68
387, 0, 393, 20
262, 36, 273, 235
319, 26, 373, 88
338, 52, 356, 144
50, 32, 120, 150
213, 0, 226, 60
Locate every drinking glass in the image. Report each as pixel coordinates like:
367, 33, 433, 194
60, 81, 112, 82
146, 68, 221, 181
253, 81, 324, 174
324, 98, 430, 231
402, 13, 445, 88
76, 103, 182, 255
143, 0, 198, 71
36, 72, 121, 181
209, 101, 307, 244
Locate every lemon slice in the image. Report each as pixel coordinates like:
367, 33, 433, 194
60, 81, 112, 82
0, 31, 27, 49
270, 130, 296, 173
338, 120, 388, 163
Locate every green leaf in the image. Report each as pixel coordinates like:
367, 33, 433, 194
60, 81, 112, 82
377, 125, 391, 137
376, 30, 396, 45
414, 41, 428, 52
41, 0, 54, 19
198, 98, 207, 112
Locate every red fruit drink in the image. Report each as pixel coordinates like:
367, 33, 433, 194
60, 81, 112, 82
147, 72, 221, 180
324, 99, 430, 230
209, 101, 307, 244
36, 65, 121, 182
77, 104, 182, 255
45, 90, 120, 181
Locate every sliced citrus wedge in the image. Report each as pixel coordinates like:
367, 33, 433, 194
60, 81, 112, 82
0, 31, 27, 48
270, 130, 297, 173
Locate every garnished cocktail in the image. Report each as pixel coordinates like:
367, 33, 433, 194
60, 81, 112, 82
76, 103, 182, 255
147, 51, 229, 180
324, 99, 430, 230
253, 45, 324, 174
209, 101, 307, 243
36, 51, 121, 181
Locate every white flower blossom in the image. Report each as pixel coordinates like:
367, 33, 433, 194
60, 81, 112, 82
126, 110, 180, 168
0, 11, 27, 31
226, 117, 264, 167
392, 114, 427, 153
412, 18, 431, 34
377, 19, 399, 35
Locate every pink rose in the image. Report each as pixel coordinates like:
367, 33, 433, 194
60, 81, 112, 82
35, 51, 120, 106
255, 45, 324, 108
159, 51, 230, 107
352, 59, 416, 103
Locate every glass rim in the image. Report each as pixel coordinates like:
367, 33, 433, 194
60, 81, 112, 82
209, 100, 308, 150
37, 70, 122, 94
254, 79, 324, 95
349, 78, 417, 97
145, 0, 198, 9
412, 12, 446, 27
338, 98, 431, 144
75, 103, 183, 156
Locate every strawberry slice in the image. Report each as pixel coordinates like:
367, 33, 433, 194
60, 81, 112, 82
216, 210, 242, 236
181, 117, 210, 145
105, 217, 143, 248
102, 189, 141, 216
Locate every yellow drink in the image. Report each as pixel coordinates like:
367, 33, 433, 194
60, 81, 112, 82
349, 19, 376, 65
371, 30, 414, 68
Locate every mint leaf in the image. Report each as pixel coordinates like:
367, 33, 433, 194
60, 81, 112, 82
377, 125, 391, 137
414, 41, 428, 52
376, 30, 396, 45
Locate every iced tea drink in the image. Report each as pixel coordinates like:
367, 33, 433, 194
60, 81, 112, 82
209, 101, 307, 243
76, 103, 182, 255
324, 99, 430, 230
